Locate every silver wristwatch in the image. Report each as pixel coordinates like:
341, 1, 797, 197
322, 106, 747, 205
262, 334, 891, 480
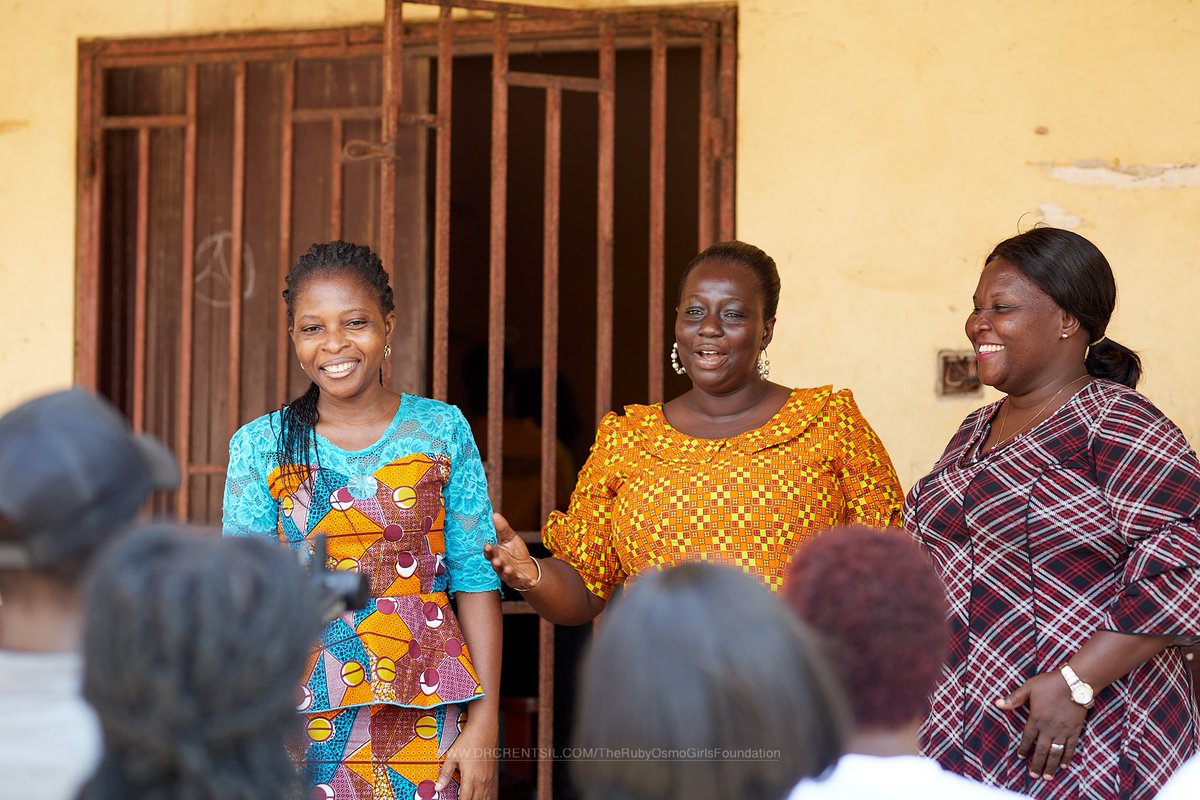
1060, 664, 1095, 708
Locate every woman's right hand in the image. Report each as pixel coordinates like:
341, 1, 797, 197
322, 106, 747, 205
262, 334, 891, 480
484, 512, 540, 590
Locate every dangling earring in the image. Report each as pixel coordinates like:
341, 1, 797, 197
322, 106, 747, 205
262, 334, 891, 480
670, 342, 686, 375
757, 349, 770, 380
384, 343, 392, 359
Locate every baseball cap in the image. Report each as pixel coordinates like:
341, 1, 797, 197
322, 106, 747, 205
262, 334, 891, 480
0, 387, 180, 570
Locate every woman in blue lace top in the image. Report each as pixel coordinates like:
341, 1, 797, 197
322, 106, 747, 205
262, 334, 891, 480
222, 241, 502, 800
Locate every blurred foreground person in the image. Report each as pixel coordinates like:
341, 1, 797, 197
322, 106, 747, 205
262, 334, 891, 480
574, 562, 849, 800
76, 526, 324, 800
0, 388, 178, 800
784, 526, 1022, 798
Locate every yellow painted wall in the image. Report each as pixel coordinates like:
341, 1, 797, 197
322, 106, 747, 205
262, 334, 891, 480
736, 0, 1200, 486
3, 0, 1199, 490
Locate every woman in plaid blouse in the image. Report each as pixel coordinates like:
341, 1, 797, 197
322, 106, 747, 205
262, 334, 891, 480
905, 227, 1200, 799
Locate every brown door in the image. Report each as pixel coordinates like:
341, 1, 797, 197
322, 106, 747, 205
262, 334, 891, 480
76, 4, 736, 796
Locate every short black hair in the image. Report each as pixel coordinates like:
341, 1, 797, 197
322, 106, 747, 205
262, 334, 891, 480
677, 240, 782, 319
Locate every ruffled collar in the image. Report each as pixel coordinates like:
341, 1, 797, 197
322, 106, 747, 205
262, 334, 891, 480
624, 386, 833, 463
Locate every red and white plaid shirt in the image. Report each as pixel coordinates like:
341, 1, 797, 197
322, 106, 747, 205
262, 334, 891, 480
905, 379, 1200, 799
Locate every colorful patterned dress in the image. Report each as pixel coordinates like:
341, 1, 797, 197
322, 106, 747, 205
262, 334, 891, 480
222, 395, 500, 800
544, 386, 903, 597
904, 379, 1200, 799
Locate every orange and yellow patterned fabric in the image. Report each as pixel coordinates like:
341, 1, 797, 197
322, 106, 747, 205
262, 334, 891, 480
542, 386, 903, 598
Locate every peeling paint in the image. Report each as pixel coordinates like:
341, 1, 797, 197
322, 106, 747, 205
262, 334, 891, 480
0, 120, 31, 135
1036, 202, 1083, 228
1037, 159, 1200, 189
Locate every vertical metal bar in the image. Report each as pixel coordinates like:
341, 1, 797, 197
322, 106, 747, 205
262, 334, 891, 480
379, 0, 404, 387
718, 11, 736, 240
276, 59, 296, 407
487, 11, 509, 510
132, 126, 151, 432
538, 615, 555, 799
541, 87, 561, 525
330, 116, 343, 240
176, 64, 198, 518
698, 30, 716, 250
595, 19, 615, 424
228, 61, 247, 438
431, 4, 453, 400
647, 25, 667, 404
539, 85, 564, 800
75, 43, 101, 389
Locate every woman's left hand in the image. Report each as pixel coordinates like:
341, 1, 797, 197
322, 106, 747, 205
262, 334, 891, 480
436, 718, 498, 800
995, 671, 1087, 781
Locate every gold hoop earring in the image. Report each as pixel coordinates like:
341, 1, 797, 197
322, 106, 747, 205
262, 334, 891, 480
670, 342, 686, 375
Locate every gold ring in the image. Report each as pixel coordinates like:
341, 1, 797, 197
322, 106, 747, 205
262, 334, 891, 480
1049, 742, 1065, 753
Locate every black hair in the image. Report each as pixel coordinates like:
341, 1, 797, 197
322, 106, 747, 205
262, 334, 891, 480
677, 240, 782, 320
573, 562, 849, 800
986, 227, 1141, 388
77, 526, 324, 800
279, 240, 395, 472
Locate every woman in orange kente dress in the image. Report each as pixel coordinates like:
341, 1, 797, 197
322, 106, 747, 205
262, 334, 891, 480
485, 240, 904, 622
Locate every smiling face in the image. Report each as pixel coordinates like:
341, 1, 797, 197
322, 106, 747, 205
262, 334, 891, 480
674, 258, 775, 396
966, 258, 1079, 395
289, 271, 395, 404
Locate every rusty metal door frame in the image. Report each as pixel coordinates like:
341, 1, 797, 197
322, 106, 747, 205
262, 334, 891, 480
75, 5, 736, 797
76, 27, 386, 519
371, 4, 736, 798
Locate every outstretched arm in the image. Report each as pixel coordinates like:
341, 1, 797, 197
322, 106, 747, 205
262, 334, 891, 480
485, 513, 607, 625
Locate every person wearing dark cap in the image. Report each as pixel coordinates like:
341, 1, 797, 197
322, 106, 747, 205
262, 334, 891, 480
784, 526, 1023, 799
0, 387, 178, 800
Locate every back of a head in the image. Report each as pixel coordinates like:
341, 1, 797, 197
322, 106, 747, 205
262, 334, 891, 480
0, 388, 178, 585
784, 526, 949, 731
77, 526, 323, 800
574, 562, 849, 800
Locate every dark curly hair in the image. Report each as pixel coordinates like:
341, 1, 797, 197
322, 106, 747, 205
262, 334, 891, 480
279, 240, 395, 474
677, 240, 782, 320
784, 526, 949, 729
986, 227, 1141, 388
76, 526, 324, 800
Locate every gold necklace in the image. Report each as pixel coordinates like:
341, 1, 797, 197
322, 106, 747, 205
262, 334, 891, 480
987, 375, 1089, 452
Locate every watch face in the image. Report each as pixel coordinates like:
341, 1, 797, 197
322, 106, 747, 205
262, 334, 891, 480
1071, 684, 1094, 704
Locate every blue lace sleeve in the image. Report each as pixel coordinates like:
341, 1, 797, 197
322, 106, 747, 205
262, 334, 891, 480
221, 418, 280, 539
442, 404, 501, 594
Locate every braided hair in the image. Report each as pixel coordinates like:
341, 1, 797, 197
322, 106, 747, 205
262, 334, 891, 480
280, 240, 395, 474
76, 526, 324, 800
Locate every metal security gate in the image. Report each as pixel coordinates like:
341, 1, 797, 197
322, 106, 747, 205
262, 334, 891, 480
365, 8, 736, 795
76, 3, 735, 796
